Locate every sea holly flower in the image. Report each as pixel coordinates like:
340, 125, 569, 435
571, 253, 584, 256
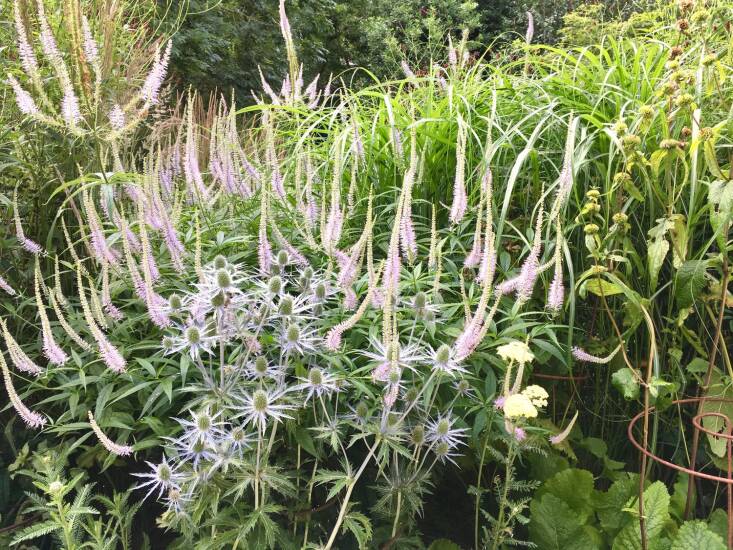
237, 387, 294, 433
426, 413, 468, 448
428, 344, 467, 377
133, 457, 184, 501
296, 367, 340, 404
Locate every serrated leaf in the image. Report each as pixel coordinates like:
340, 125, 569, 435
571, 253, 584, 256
675, 260, 709, 310
529, 494, 600, 550
612, 481, 670, 550
537, 469, 595, 524
671, 521, 725, 550
11, 520, 60, 545
343, 511, 373, 549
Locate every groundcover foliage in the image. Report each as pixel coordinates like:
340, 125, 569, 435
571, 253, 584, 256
1, 0, 733, 548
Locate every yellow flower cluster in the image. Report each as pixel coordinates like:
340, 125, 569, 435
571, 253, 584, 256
497, 341, 534, 365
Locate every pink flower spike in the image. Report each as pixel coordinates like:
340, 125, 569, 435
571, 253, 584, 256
550, 411, 578, 445
0, 276, 16, 296
571, 346, 619, 364
88, 411, 133, 456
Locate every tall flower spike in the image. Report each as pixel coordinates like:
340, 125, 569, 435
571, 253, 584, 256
515, 204, 544, 304
0, 351, 46, 428
0, 317, 43, 375
76, 264, 126, 373
48, 291, 92, 351
13, 0, 38, 77
0, 275, 16, 296
140, 40, 172, 107
450, 116, 468, 224
547, 221, 564, 313
258, 192, 273, 274
263, 111, 285, 199
7, 74, 39, 116
279, 0, 298, 99
34, 265, 68, 365
184, 97, 209, 201
550, 411, 578, 445
525, 11, 535, 44
101, 262, 124, 321
83, 189, 118, 264
399, 125, 419, 263
477, 165, 496, 285
325, 285, 376, 351
551, 115, 578, 219
572, 345, 621, 364
465, 169, 487, 269
323, 139, 344, 251
428, 204, 438, 269
137, 210, 169, 328
88, 411, 133, 456
13, 189, 43, 254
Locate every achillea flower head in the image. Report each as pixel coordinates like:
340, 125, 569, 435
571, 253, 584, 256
503, 393, 537, 419
1, 352, 46, 428
497, 340, 534, 365
522, 385, 548, 408
7, 74, 38, 115
88, 411, 133, 456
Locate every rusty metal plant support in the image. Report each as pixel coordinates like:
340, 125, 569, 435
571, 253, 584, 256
628, 397, 733, 549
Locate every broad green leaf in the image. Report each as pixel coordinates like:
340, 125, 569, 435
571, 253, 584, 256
701, 370, 733, 458
647, 238, 669, 290
583, 278, 624, 298
595, 473, 639, 537
529, 494, 601, 550
612, 481, 670, 550
612, 368, 640, 400
671, 521, 725, 550
537, 469, 595, 524
675, 260, 709, 310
